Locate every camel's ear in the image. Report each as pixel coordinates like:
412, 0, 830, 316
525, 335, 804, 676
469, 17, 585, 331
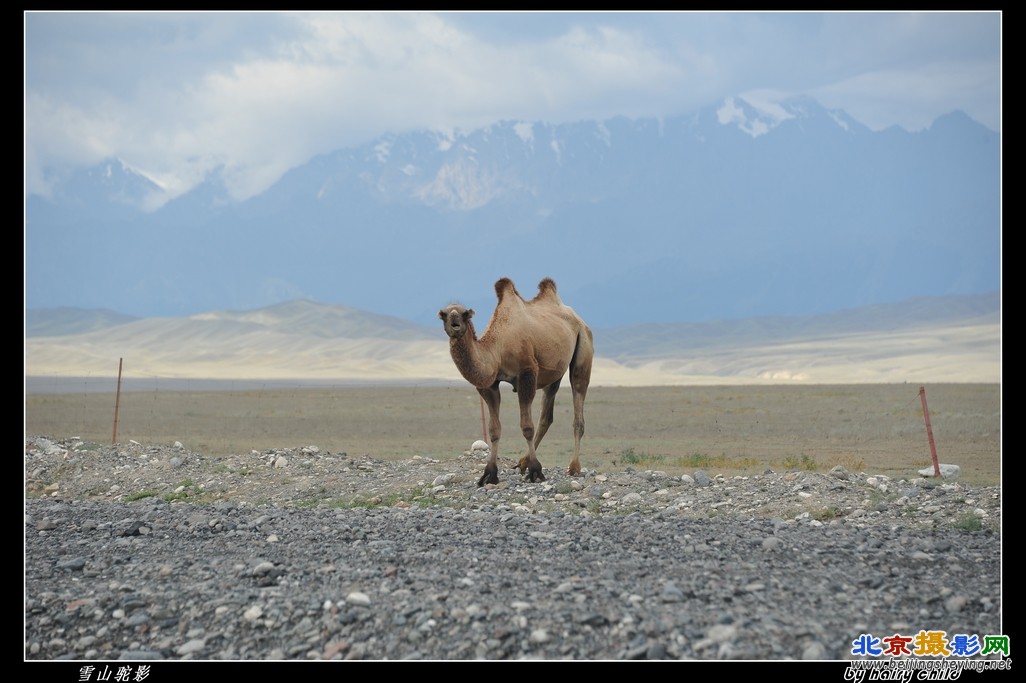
465, 308, 475, 319
438, 309, 446, 320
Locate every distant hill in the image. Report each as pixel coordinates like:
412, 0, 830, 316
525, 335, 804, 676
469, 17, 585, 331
24, 292, 1000, 386
25, 300, 435, 340
25, 307, 139, 337
597, 291, 1000, 359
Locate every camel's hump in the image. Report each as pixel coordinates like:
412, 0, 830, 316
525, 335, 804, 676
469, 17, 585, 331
494, 277, 523, 302
537, 278, 557, 295
530, 277, 562, 304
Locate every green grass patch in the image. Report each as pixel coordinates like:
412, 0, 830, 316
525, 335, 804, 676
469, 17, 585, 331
554, 480, 578, 495
950, 513, 984, 532
319, 486, 435, 510
811, 506, 844, 521
675, 452, 760, 470
677, 452, 719, 468
615, 447, 759, 472
618, 447, 647, 465
125, 490, 159, 501
824, 454, 867, 472
161, 480, 196, 503
782, 454, 818, 471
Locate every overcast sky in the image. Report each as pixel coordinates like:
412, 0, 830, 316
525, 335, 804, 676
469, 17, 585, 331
24, 11, 1001, 204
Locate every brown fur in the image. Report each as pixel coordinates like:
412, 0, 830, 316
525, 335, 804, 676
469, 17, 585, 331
439, 277, 594, 486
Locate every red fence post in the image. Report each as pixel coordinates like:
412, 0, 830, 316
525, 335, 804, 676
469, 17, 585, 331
112, 358, 123, 445
919, 386, 941, 477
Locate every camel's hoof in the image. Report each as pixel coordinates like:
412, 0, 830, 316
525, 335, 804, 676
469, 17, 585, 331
478, 468, 499, 487
527, 469, 546, 483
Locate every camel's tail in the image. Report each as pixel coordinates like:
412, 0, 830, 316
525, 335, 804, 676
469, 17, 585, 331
570, 322, 595, 384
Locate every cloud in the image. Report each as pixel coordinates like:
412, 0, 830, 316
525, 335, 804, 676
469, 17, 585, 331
811, 60, 1000, 132
24, 11, 1000, 204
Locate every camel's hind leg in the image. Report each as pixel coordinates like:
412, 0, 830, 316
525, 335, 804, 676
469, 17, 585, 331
567, 331, 593, 477
519, 380, 560, 475
477, 385, 502, 487
514, 369, 545, 482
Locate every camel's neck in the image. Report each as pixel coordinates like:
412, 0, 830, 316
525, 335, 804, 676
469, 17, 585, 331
449, 324, 500, 388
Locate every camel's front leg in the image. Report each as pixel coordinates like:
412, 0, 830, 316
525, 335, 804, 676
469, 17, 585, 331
515, 370, 545, 482
477, 385, 502, 487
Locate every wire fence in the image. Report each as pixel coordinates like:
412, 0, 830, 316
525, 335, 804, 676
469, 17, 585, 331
26, 374, 458, 395
25, 373, 480, 458
25, 374, 1000, 487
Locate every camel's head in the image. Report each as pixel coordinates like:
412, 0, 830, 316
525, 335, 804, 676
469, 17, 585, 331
439, 304, 474, 339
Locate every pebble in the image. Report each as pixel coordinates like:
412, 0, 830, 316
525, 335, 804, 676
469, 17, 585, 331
23, 436, 1002, 661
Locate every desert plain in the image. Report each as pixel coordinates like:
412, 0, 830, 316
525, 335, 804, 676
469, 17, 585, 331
24, 381, 1000, 488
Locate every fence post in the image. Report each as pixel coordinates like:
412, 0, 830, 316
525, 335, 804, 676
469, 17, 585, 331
112, 358, 123, 445
919, 386, 940, 477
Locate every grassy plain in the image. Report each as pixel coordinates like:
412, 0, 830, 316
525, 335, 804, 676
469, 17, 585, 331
25, 383, 1001, 487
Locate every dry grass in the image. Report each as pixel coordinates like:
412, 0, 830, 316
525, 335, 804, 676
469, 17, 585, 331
25, 383, 1000, 487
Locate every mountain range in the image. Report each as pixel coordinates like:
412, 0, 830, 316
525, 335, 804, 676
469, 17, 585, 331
24, 290, 1000, 387
24, 95, 1000, 329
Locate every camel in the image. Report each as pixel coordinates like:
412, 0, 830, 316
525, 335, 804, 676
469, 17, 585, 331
439, 277, 594, 487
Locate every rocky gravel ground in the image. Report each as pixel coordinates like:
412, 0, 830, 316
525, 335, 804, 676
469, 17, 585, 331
25, 436, 1003, 662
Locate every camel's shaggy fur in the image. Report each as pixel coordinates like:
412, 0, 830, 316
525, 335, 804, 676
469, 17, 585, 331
439, 277, 594, 486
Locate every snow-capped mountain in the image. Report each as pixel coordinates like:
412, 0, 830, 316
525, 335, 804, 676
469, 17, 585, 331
25, 95, 1000, 328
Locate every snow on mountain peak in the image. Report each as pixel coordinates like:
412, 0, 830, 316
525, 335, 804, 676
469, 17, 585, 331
716, 95, 794, 138
514, 121, 535, 145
